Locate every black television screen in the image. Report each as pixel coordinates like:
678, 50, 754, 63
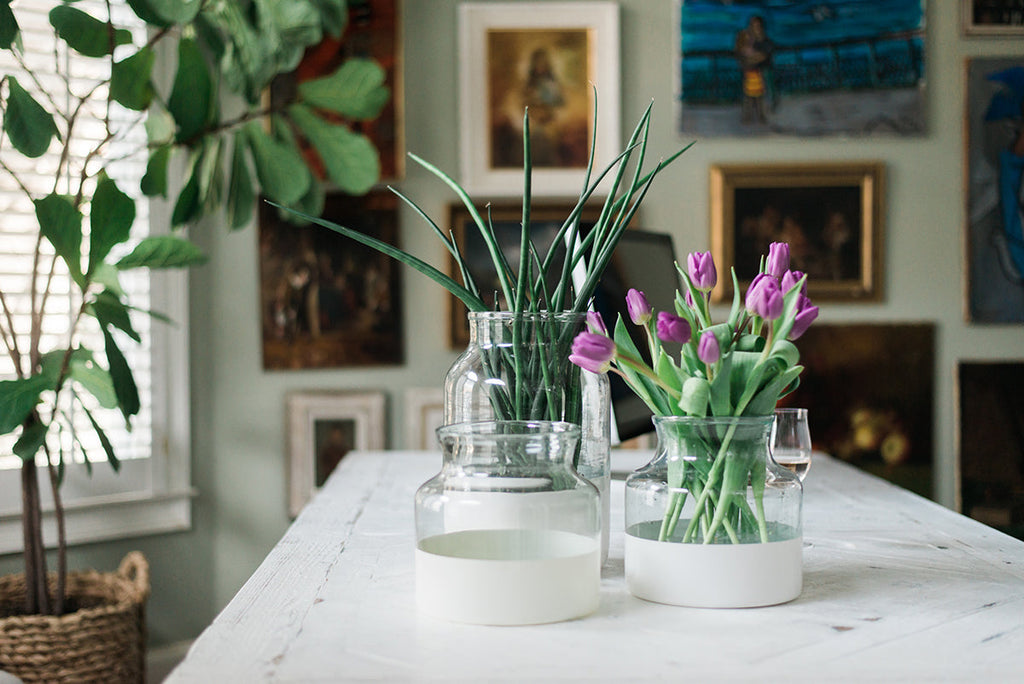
589, 229, 682, 442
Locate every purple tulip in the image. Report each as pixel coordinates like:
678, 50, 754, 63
569, 332, 616, 374
697, 330, 720, 364
789, 294, 819, 340
684, 289, 695, 309
745, 274, 784, 321
687, 251, 717, 291
586, 311, 608, 335
766, 242, 790, 279
656, 311, 691, 345
626, 288, 652, 325
781, 269, 808, 296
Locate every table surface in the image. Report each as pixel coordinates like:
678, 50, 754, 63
167, 450, 1024, 683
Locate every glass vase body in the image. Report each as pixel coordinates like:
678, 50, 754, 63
444, 311, 612, 561
624, 415, 803, 608
414, 421, 601, 625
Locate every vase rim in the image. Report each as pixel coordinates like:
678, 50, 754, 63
652, 414, 774, 426
467, 310, 586, 322
437, 420, 581, 440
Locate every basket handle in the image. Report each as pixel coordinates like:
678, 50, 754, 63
118, 551, 150, 597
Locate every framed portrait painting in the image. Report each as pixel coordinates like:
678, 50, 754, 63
457, 2, 620, 196
286, 390, 386, 517
962, 1, 1024, 36
677, 0, 926, 137
964, 57, 1024, 323
259, 190, 403, 369
710, 162, 884, 303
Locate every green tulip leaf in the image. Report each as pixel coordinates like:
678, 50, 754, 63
111, 46, 156, 111
141, 144, 171, 198
679, 375, 711, 418
1, 0, 20, 50
89, 175, 136, 275
226, 131, 255, 230
289, 103, 380, 194
0, 375, 53, 433
49, 6, 132, 58
298, 58, 390, 120
168, 37, 212, 142
34, 194, 84, 286
116, 235, 207, 270
243, 120, 311, 205
3, 77, 59, 158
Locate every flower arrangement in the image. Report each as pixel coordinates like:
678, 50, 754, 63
571, 242, 819, 543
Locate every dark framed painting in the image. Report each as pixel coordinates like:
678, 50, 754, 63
956, 360, 1024, 540
445, 202, 606, 348
964, 57, 1024, 323
677, 0, 926, 137
259, 190, 402, 369
710, 162, 884, 303
963, 1, 1024, 36
782, 323, 935, 499
269, 0, 404, 181
457, 2, 620, 196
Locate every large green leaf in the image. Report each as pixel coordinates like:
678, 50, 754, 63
226, 131, 255, 230
243, 120, 311, 205
89, 175, 135, 275
298, 58, 389, 120
116, 235, 207, 269
81, 403, 120, 472
3, 77, 58, 158
91, 290, 140, 343
0, 375, 52, 433
13, 419, 47, 461
102, 327, 140, 422
289, 104, 379, 194
195, 135, 224, 212
129, 0, 201, 25
141, 144, 171, 198
70, 359, 119, 410
49, 5, 132, 58
34, 194, 84, 285
1, 0, 19, 50
309, 0, 348, 37
171, 163, 201, 226
168, 37, 212, 142
111, 46, 156, 111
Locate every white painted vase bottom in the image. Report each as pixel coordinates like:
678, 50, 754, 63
625, 533, 802, 608
416, 528, 600, 625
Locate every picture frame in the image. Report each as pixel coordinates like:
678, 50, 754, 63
457, 2, 621, 196
445, 202, 607, 348
955, 360, 1024, 540
269, 0, 404, 181
404, 388, 445, 450
259, 190, 403, 370
963, 57, 1024, 323
286, 390, 386, 517
676, 1, 926, 137
709, 162, 885, 303
962, 1, 1024, 36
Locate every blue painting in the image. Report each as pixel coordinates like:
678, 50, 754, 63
677, 0, 926, 136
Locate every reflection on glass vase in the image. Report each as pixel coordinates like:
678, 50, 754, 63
625, 415, 803, 608
444, 311, 612, 562
414, 421, 601, 625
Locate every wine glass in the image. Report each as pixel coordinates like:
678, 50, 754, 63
771, 408, 812, 481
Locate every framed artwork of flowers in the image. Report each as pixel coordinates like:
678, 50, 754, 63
456, 2, 621, 196
286, 390, 386, 517
709, 161, 885, 303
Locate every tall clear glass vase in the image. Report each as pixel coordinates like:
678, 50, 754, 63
444, 311, 612, 563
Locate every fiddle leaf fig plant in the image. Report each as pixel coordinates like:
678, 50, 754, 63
0, 0, 388, 616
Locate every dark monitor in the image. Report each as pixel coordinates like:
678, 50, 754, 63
590, 229, 682, 443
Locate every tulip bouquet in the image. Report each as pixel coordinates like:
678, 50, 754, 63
571, 242, 819, 543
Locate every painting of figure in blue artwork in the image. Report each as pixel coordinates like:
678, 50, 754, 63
966, 58, 1024, 323
677, 0, 926, 137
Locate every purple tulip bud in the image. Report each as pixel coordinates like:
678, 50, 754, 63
789, 294, 819, 340
586, 311, 608, 335
766, 242, 790, 279
697, 330, 720, 364
569, 332, 616, 374
781, 269, 807, 296
626, 288, 652, 325
656, 311, 691, 345
746, 274, 784, 320
685, 289, 695, 309
687, 251, 717, 291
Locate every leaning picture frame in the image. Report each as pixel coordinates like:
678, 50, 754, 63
962, 1, 1024, 36
404, 388, 445, 450
286, 391, 386, 517
709, 162, 885, 303
457, 2, 621, 196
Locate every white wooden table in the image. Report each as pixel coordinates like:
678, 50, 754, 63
167, 450, 1024, 682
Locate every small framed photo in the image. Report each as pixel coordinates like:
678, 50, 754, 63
709, 162, 885, 303
962, 1, 1024, 36
286, 391, 386, 517
404, 388, 445, 450
457, 2, 620, 196
445, 202, 607, 348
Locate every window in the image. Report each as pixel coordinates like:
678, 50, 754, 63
0, 1, 191, 552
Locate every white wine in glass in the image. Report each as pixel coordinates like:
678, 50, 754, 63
772, 408, 812, 481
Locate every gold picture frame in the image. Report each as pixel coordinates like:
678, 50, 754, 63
710, 162, 885, 303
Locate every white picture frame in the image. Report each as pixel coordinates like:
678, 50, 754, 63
404, 388, 445, 450
286, 391, 386, 517
457, 2, 621, 197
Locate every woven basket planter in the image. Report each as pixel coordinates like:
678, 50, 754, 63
0, 552, 149, 684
